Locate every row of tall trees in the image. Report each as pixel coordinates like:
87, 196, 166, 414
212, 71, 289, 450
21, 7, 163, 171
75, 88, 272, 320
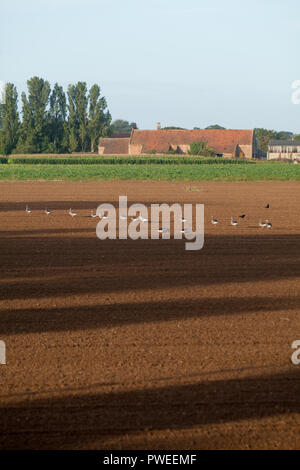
0, 77, 112, 154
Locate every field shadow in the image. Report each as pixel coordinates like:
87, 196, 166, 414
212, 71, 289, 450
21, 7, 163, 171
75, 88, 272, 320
0, 234, 299, 302
1, 294, 300, 335
0, 369, 299, 449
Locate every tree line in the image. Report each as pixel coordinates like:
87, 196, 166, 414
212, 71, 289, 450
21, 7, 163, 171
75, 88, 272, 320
1, 79, 298, 156
0, 77, 112, 155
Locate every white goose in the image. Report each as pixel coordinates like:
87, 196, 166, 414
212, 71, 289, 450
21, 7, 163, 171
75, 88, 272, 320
69, 208, 77, 217
231, 217, 238, 226
211, 216, 219, 225
91, 210, 98, 218
259, 220, 267, 228
25, 204, 32, 214
157, 228, 170, 234
45, 208, 51, 215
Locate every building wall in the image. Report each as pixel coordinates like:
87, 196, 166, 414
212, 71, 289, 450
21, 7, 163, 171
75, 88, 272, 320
269, 145, 300, 153
238, 144, 253, 158
268, 152, 300, 161
129, 143, 143, 154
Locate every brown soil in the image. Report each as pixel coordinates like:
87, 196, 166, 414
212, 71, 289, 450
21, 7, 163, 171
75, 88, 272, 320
0, 180, 299, 450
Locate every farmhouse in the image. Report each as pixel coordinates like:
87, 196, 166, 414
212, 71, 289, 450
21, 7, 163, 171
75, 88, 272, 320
99, 125, 258, 159
267, 140, 300, 161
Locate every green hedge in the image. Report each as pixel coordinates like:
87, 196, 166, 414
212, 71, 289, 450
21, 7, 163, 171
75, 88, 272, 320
8, 156, 256, 165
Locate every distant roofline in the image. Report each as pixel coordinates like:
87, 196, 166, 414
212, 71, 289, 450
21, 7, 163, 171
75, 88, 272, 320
269, 140, 300, 146
132, 128, 254, 132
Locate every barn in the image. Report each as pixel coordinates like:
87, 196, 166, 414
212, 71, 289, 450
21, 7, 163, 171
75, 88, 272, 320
99, 125, 258, 159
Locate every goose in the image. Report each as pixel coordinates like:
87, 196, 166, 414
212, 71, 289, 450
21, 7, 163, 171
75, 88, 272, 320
180, 228, 191, 234
266, 220, 272, 229
259, 220, 267, 228
91, 211, 98, 218
231, 217, 238, 226
157, 228, 170, 234
265, 204, 270, 209
69, 208, 77, 217
25, 204, 32, 214
239, 214, 246, 219
211, 216, 219, 225
45, 208, 51, 215
181, 217, 188, 223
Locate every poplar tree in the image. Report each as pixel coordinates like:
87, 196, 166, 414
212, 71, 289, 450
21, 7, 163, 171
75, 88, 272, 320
49, 83, 67, 153
88, 84, 112, 152
75, 82, 88, 152
67, 84, 78, 152
0, 83, 20, 154
17, 77, 50, 153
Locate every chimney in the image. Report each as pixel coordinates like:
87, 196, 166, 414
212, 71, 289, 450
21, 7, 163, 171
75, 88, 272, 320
157, 122, 161, 130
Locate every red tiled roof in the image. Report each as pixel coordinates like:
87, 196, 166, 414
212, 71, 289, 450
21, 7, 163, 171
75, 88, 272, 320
111, 132, 131, 138
130, 129, 254, 154
99, 138, 130, 155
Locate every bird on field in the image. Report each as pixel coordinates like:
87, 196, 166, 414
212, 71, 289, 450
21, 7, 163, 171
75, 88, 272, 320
69, 208, 77, 217
180, 228, 191, 234
231, 217, 238, 226
266, 220, 272, 229
25, 204, 32, 214
239, 214, 246, 219
265, 204, 270, 208
181, 217, 187, 223
157, 228, 170, 234
211, 216, 219, 225
45, 208, 51, 215
91, 210, 98, 218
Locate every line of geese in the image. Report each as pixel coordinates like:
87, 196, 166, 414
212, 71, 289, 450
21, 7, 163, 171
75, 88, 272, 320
24, 205, 193, 234
211, 204, 272, 228
25, 204, 272, 230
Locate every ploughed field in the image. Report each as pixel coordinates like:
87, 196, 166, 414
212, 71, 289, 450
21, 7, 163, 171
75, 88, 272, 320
0, 180, 299, 449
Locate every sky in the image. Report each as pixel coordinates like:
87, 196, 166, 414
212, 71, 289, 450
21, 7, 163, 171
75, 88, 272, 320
1, 0, 300, 132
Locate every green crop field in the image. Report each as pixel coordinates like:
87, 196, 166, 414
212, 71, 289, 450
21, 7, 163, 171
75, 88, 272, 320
0, 161, 299, 181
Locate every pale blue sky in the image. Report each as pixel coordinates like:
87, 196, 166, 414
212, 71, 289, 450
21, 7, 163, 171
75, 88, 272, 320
2, 0, 300, 131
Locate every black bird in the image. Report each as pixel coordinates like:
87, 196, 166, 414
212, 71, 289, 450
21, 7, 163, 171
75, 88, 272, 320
239, 214, 246, 219
265, 204, 270, 208
266, 220, 272, 229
